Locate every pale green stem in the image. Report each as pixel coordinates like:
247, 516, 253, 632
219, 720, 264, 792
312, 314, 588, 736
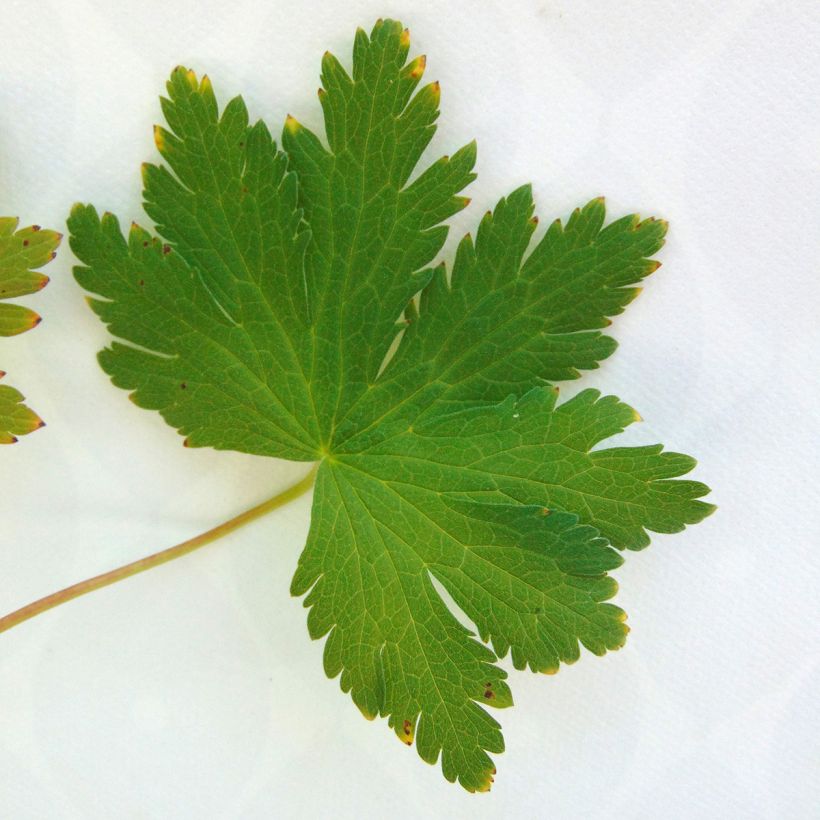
0, 464, 318, 636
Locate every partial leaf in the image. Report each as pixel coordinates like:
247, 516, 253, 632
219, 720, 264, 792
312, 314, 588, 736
0, 374, 44, 443
0, 217, 60, 441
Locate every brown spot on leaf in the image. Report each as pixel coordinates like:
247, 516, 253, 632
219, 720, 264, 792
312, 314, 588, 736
162, 244, 171, 255
403, 720, 411, 735
180, 382, 187, 390
22, 239, 29, 247
32, 225, 41, 232
138, 279, 145, 286
484, 689, 494, 699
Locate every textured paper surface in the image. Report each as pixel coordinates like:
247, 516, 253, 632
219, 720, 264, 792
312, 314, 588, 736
0, 0, 818, 817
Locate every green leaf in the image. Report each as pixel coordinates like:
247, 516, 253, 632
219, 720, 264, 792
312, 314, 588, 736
69, 19, 714, 791
0, 217, 60, 442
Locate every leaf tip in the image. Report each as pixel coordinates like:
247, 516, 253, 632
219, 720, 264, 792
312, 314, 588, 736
399, 718, 414, 746
153, 124, 167, 153
400, 27, 410, 48
408, 54, 426, 80
184, 67, 198, 90
476, 768, 496, 792
284, 114, 302, 135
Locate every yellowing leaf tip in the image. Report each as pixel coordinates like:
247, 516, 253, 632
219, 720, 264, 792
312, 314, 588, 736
400, 28, 410, 47
399, 718, 414, 745
284, 114, 302, 135
631, 408, 643, 423
153, 125, 167, 152
409, 55, 426, 79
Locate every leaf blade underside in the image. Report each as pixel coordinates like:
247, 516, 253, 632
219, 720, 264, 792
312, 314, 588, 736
69, 18, 714, 790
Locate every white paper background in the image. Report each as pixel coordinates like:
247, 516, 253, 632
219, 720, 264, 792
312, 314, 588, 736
1, 1, 818, 817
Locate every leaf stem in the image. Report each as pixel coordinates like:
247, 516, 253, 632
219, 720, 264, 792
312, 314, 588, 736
0, 463, 319, 636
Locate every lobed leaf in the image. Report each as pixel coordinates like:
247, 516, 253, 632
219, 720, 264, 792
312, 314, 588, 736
70, 18, 714, 789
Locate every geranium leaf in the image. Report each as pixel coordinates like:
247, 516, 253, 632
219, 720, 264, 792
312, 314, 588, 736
69, 18, 714, 790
